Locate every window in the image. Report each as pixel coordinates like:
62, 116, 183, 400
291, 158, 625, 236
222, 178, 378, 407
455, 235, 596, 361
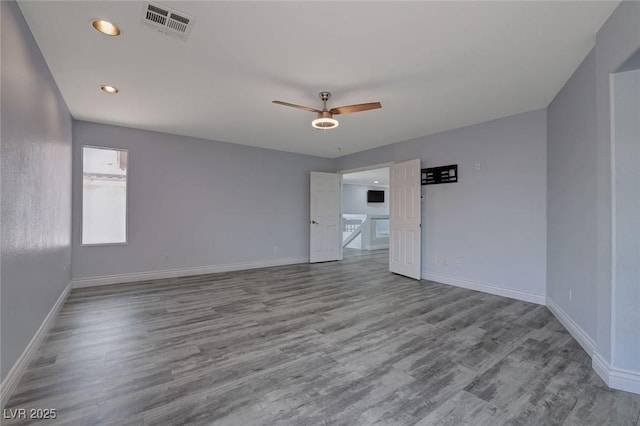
82, 146, 128, 245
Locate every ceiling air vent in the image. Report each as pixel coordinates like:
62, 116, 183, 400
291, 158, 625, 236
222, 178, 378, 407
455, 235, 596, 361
142, 2, 194, 41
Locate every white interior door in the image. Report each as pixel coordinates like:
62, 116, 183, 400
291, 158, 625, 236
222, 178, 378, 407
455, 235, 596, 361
310, 171, 342, 263
389, 159, 422, 279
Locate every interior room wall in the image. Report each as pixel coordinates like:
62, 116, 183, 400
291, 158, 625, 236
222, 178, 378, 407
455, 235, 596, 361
342, 184, 389, 216
71, 121, 333, 283
335, 109, 547, 304
592, 0, 640, 378
546, 48, 598, 345
546, 1, 639, 393
1, 0, 73, 382
611, 68, 640, 373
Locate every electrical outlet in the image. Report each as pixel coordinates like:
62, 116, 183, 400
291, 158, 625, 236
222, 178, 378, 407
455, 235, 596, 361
164, 253, 169, 263
455, 259, 462, 267
475, 162, 481, 171
442, 259, 448, 266
273, 245, 279, 253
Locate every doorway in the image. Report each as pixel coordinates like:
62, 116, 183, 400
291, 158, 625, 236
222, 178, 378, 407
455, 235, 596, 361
310, 160, 422, 280
341, 166, 391, 262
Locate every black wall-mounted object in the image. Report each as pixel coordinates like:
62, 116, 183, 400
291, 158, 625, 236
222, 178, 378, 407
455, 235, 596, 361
421, 165, 458, 185
367, 190, 385, 203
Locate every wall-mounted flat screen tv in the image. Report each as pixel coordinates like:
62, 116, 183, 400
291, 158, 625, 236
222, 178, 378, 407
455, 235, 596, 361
367, 190, 385, 203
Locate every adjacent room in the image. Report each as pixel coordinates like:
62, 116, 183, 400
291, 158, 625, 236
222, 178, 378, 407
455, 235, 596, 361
1, 1, 639, 424
341, 167, 390, 258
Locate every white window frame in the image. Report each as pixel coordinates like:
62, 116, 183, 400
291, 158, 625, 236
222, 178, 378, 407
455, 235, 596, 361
81, 145, 129, 246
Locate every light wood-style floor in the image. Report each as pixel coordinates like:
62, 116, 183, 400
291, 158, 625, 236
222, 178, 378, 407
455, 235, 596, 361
5, 249, 640, 425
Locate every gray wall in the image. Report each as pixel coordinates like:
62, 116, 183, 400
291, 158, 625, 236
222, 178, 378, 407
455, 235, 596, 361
546, 49, 598, 341
546, 1, 640, 384
1, 1, 73, 381
335, 109, 547, 300
71, 121, 333, 280
593, 0, 640, 365
611, 68, 640, 372
342, 184, 389, 215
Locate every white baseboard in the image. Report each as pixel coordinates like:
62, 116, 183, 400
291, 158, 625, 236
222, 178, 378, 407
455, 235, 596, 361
609, 367, 640, 395
593, 353, 640, 395
0, 281, 72, 409
592, 353, 610, 385
546, 300, 639, 395
422, 272, 545, 305
546, 297, 597, 356
72, 257, 309, 288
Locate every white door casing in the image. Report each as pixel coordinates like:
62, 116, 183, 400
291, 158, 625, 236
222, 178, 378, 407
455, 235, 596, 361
310, 172, 342, 263
389, 159, 422, 279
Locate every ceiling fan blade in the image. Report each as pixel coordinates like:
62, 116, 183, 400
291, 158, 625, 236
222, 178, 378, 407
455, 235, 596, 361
329, 102, 382, 115
272, 100, 321, 114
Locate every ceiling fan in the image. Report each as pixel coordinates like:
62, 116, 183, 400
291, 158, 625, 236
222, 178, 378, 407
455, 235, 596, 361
272, 91, 381, 130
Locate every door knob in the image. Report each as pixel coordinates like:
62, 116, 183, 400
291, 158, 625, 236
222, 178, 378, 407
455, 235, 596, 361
311, 220, 319, 224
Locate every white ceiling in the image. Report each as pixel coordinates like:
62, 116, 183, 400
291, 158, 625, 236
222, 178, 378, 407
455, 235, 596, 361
18, 1, 618, 158
343, 168, 389, 187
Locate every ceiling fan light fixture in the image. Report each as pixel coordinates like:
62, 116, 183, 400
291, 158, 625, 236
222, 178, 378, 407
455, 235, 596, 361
312, 112, 339, 129
312, 117, 339, 129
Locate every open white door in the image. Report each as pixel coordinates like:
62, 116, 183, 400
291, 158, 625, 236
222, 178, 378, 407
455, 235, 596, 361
310, 172, 342, 263
389, 159, 422, 279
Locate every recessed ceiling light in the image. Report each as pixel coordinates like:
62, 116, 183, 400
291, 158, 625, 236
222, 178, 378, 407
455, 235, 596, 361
100, 85, 120, 94
374, 181, 379, 184
92, 19, 121, 36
